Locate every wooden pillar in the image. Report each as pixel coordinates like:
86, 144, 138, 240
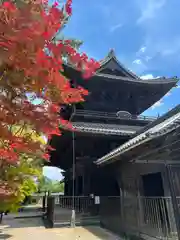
67, 179, 72, 196
70, 179, 73, 196
87, 173, 91, 195
42, 193, 46, 212
75, 177, 78, 196
64, 179, 68, 196
83, 173, 90, 196
82, 173, 85, 196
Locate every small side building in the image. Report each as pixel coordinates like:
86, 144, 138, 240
96, 105, 180, 240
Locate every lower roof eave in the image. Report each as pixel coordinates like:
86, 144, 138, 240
95, 105, 180, 166
62, 121, 141, 137
73, 128, 135, 136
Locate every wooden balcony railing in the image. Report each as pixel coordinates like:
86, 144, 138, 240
74, 109, 158, 122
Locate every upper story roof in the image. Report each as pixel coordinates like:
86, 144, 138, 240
97, 49, 139, 79
95, 49, 178, 84
63, 50, 179, 115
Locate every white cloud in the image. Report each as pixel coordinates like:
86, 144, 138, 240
137, 0, 166, 24
136, 46, 146, 56
140, 46, 146, 53
141, 74, 153, 79
133, 59, 142, 65
110, 23, 123, 33
151, 100, 164, 110
150, 90, 170, 110
131, 60, 148, 75
164, 92, 171, 97
141, 74, 160, 80
135, 46, 154, 64
136, 0, 180, 61
145, 56, 152, 62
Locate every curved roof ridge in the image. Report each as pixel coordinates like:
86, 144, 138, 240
98, 49, 139, 80
63, 58, 179, 86
99, 49, 115, 64
95, 73, 179, 84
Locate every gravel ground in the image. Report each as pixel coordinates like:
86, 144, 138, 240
0, 215, 122, 240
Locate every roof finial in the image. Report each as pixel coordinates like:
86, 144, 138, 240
108, 48, 115, 58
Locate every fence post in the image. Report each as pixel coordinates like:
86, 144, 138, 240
137, 192, 143, 228
120, 187, 124, 221
47, 196, 55, 228
165, 165, 180, 240
42, 192, 46, 212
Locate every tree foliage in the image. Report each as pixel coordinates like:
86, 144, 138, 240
0, 0, 99, 201
0, 154, 42, 211
38, 176, 64, 193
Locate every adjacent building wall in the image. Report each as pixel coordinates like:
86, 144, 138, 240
100, 161, 176, 237
116, 162, 170, 197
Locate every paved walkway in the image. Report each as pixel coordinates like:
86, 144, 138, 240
0, 215, 122, 240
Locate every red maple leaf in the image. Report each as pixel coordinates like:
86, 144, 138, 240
0, 0, 100, 199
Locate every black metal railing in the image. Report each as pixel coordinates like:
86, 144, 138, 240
45, 195, 100, 227
45, 194, 179, 238
100, 196, 178, 240
55, 195, 95, 214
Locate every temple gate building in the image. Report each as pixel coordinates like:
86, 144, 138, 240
46, 50, 180, 239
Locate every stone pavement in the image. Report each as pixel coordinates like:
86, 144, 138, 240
0, 215, 122, 240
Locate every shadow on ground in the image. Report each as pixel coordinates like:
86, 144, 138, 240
0, 230, 12, 239
0, 234, 12, 239
2, 216, 43, 229
84, 226, 121, 239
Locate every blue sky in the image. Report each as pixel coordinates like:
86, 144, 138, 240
43, 166, 63, 181
62, 0, 180, 117
45, 0, 180, 180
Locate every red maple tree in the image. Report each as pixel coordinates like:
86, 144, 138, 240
0, 0, 99, 198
